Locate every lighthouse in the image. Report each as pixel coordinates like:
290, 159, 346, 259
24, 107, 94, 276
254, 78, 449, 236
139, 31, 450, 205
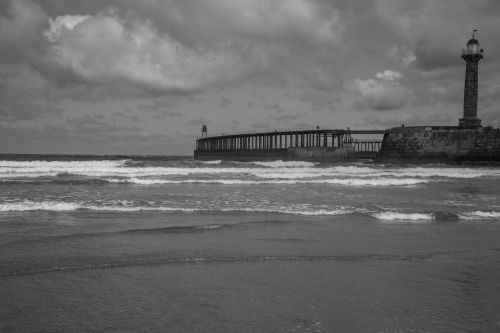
459, 30, 483, 128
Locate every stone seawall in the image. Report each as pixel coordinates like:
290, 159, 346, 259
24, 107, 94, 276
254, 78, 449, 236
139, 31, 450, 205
378, 126, 500, 162
194, 147, 354, 162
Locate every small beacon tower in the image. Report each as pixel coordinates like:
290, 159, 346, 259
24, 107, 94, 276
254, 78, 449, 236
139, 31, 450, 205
459, 30, 483, 128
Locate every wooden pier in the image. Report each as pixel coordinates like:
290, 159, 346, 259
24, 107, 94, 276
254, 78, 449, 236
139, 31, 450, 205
194, 128, 387, 161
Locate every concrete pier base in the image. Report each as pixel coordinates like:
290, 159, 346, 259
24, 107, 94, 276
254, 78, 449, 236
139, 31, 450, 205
194, 147, 355, 162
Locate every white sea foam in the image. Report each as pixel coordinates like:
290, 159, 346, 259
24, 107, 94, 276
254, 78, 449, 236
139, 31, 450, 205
200, 160, 222, 165
105, 177, 427, 186
251, 160, 317, 168
251, 171, 337, 179
83, 205, 197, 213
372, 212, 434, 221
0, 160, 127, 169
459, 211, 500, 220
1, 160, 499, 182
0, 201, 82, 212
0, 200, 351, 216
3, 200, 499, 221
218, 207, 351, 216
0, 160, 129, 178
0, 172, 57, 178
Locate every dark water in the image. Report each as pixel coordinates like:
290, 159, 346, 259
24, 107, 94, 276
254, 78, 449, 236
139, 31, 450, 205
1, 155, 500, 332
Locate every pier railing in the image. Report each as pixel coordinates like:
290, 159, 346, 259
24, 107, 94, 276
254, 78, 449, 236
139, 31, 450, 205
195, 128, 386, 154
198, 127, 389, 139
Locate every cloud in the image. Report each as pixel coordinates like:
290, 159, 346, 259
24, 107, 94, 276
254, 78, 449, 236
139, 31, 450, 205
363, 113, 454, 128
1, 0, 500, 154
374, 0, 500, 71
44, 9, 245, 93
387, 45, 416, 68
128, 0, 343, 46
208, 0, 342, 44
38, 0, 345, 95
375, 70, 402, 81
0, 0, 48, 63
351, 70, 410, 111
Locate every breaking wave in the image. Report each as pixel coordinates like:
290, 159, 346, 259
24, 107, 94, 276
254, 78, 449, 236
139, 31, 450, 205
0, 200, 351, 216
200, 160, 222, 165
250, 160, 317, 168
104, 177, 428, 186
1, 200, 499, 222
1, 160, 499, 186
459, 211, 500, 220
373, 212, 434, 221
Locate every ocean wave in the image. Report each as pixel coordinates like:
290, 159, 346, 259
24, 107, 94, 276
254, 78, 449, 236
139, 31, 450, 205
200, 160, 222, 165
104, 177, 427, 186
0, 200, 351, 216
1, 161, 498, 181
372, 212, 434, 221
459, 211, 500, 220
373, 210, 500, 221
0, 201, 82, 212
0, 159, 127, 169
250, 160, 317, 168
1, 200, 499, 221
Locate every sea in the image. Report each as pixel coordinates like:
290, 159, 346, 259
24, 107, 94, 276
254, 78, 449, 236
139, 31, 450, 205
1, 155, 499, 332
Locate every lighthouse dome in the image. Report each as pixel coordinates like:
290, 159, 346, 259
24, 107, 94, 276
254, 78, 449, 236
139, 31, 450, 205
467, 37, 479, 45
464, 35, 481, 55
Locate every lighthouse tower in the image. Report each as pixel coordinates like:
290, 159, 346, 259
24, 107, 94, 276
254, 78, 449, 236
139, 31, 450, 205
459, 31, 483, 128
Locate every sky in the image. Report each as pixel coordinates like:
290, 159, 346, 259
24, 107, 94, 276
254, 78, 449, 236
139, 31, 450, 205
1, 0, 499, 155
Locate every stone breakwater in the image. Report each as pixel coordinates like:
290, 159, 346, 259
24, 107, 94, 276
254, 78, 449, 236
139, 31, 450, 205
193, 126, 500, 163
378, 126, 500, 162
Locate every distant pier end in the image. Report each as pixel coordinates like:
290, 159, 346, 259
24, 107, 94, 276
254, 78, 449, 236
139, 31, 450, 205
195, 128, 386, 161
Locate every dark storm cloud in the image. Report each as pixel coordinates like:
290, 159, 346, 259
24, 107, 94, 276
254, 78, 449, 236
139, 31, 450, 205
3, 0, 500, 96
414, 48, 460, 71
0, 0, 48, 63
29, 0, 345, 95
374, 0, 500, 70
1, 0, 500, 153
0, 103, 62, 121
66, 114, 142, 137
363, 113, 454, 128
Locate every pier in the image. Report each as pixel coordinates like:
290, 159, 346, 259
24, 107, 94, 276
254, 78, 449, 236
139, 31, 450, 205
194, 128, 387, 161
193, 32, 500, 163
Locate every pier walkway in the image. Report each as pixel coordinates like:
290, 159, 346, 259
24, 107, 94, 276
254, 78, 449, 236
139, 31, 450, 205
195, 128, 387, 159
